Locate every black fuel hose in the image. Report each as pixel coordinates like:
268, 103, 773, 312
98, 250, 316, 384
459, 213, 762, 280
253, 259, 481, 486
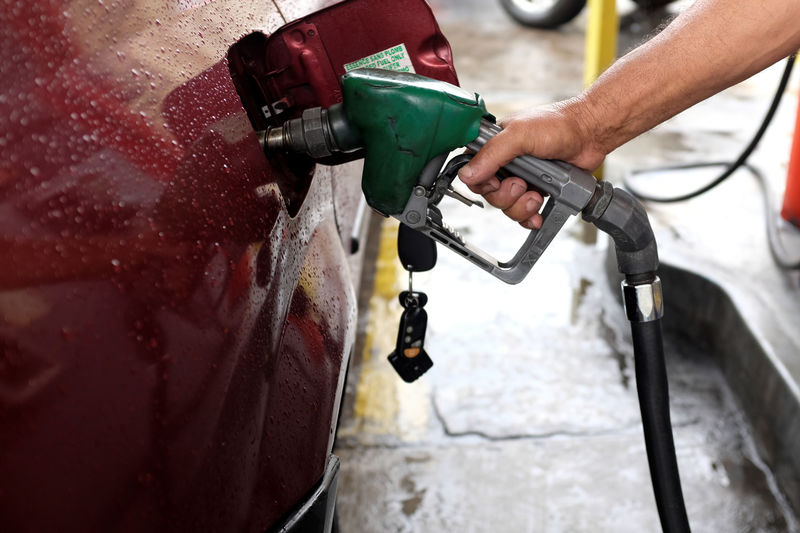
591, 177, 691, 531
631, 317, 691, 533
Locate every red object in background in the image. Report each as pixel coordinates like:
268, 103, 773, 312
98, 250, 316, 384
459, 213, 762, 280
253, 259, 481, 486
0, 0, 457, 532
782, 89, 800, 228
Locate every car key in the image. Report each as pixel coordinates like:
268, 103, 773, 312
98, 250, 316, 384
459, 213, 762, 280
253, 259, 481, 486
388, 290, 433, 382
389, 224, 436, 382
398, 222, 437, 272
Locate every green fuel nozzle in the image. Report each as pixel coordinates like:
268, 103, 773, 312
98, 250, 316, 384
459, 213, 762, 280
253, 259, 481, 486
263, 69, 488, 215
262, 69, 659, 284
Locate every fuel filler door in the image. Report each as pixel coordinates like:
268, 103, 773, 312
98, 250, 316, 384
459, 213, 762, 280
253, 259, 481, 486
228, 0, 460, 166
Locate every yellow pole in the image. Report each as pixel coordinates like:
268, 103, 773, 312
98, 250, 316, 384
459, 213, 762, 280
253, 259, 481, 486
577, 0, 619, 252
583, 0, 619, 182
584, 0, 618, 87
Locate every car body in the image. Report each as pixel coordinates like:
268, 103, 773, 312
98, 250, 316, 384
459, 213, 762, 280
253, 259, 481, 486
0, 1, 456, 531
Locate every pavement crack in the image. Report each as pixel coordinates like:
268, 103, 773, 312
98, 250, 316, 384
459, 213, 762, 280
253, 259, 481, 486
599, 308, 633, 390
431, 393, 640, 442
671, 416, 703, 429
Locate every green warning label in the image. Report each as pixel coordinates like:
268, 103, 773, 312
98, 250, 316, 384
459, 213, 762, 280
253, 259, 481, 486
344, 43, 416, 73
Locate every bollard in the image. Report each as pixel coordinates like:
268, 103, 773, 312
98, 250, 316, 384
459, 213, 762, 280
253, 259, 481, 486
781, 88, 800, 228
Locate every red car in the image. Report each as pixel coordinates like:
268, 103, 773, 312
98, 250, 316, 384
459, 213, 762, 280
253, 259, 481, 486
0, 0, 456, 531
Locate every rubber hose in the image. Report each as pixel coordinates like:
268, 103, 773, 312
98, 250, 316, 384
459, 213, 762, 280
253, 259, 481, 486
631, 319, 691, 533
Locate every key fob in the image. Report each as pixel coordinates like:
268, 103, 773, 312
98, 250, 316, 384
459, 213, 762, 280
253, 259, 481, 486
398, 223, 437, 272
388, 306, 433, 382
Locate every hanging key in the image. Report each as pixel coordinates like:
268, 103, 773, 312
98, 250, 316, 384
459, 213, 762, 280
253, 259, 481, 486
390, 223, 436, 382
387, 289, 433, 383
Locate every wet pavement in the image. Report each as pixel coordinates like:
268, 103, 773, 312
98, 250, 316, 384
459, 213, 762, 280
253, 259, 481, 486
335, 1, 800, 531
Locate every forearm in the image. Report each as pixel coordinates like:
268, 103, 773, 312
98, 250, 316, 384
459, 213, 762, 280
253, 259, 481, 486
574, 0, 800, 157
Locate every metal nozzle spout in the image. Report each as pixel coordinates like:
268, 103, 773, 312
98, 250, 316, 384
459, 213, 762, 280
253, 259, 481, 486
259, 104, 363, 159
260, 126, 287, 153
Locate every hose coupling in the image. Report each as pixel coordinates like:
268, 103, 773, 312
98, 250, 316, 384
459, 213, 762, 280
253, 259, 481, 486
621, 277, 664, 323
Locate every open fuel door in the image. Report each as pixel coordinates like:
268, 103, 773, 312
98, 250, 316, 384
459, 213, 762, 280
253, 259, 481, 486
228, 0, 459, 139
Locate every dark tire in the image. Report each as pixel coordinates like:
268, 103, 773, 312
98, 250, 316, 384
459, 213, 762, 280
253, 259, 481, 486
499, 0, 586, 29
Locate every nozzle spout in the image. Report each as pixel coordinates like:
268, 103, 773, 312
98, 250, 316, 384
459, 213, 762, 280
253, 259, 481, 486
259, 126, 288, 153
260, 103, 362, 159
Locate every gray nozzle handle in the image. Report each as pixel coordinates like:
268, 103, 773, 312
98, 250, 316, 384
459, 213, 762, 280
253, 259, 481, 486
466, 120, 598, 212
443, 119, 598, 283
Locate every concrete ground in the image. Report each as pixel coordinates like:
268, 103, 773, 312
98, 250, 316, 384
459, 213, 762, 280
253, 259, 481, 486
335, 1, 800, 531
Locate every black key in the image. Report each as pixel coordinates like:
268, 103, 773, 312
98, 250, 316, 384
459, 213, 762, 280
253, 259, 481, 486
388, 347, 433, 383
398, 223, 437, 272
387, 302, 433, 383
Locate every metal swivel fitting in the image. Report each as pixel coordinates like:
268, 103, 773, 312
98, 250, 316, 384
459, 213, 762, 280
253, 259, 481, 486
621, 277, 664, 323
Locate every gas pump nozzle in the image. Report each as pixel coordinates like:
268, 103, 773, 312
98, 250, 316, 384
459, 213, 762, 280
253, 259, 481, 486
262, 68, 656, 283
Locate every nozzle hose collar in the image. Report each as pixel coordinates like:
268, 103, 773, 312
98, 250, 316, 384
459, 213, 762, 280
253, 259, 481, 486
583, 183, 660, 276
622, 277, 664, 323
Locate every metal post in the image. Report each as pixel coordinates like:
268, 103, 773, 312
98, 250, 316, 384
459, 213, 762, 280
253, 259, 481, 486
583, 0, 618, 89
583, 0, 618, 185
580, 0, 618, 249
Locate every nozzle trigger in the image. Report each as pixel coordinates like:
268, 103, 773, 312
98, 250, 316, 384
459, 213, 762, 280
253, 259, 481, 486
443, 187, 484, 208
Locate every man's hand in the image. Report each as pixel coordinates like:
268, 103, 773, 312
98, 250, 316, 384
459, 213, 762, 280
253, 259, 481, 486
458, 99, 605, 230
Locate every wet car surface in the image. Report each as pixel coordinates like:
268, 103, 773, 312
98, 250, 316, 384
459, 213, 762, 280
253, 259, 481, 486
1, 1, 361, 531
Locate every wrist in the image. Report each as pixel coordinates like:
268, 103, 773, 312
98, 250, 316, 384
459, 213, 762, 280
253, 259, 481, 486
556, 95, 608, 171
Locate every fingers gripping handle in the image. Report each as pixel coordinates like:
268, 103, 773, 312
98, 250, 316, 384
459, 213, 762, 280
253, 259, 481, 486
401, 161, 577, 284
451, 119, 598, 283
466, 120, 598, 212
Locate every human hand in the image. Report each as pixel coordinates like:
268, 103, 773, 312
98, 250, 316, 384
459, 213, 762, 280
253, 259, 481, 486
458, 99, 605, 229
